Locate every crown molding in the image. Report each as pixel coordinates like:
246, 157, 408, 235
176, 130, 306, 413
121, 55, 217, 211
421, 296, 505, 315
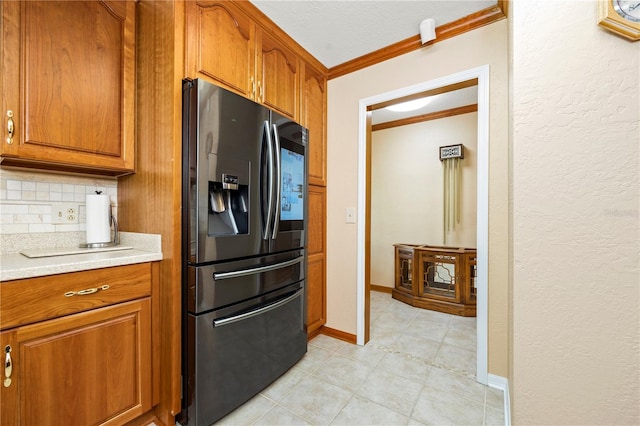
328, 1, 508, 80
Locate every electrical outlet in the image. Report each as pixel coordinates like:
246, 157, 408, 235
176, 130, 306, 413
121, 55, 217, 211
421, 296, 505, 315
52, 204, 79, 224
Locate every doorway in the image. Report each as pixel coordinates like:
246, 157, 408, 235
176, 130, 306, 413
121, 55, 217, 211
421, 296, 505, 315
355, 65, 489, 384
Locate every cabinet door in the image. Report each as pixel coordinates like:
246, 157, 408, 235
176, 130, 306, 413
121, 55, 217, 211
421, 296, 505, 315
417, 252, 462, 303
0, 299, 152, 426
307, 185, 326, 335
1, 0, 135, 175
185, 1, 256, 99
257, 29, 299, 120
302, 64, 327, 187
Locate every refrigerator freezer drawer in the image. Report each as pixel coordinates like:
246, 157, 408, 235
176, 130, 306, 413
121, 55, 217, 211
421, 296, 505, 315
183, 284, 307, 426
186, 250, 305, 315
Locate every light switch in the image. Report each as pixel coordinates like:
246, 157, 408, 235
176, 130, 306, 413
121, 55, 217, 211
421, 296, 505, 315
345, 207, 356, 224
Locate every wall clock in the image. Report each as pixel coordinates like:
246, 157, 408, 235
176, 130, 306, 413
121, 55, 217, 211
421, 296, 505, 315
598, 0, 640, 40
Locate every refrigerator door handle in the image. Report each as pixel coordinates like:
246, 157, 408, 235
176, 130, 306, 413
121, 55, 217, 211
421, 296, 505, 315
271, 124, 281, 239
212, 288, 303, 327
212, 255, 303, 280
263, 120, 275, 240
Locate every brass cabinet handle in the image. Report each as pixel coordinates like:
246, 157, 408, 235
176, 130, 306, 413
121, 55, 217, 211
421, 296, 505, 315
64, 284, 110, 297
250, 77, 256, 98
4, 345, 12, 388
258, 81, 263, 102
6, 110, 14, 145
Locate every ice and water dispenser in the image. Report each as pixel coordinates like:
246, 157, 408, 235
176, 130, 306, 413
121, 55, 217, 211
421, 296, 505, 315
207, 156, 249, 236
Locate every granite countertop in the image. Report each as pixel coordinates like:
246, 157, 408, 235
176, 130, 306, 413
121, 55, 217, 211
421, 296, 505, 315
0, 232, 162, 281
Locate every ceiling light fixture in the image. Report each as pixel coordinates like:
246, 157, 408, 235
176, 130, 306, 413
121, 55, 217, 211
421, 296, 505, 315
385, 97, 432, 112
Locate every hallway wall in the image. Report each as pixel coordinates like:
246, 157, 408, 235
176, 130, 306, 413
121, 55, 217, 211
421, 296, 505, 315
326, 20, 509, 377
510, 1, 639, 423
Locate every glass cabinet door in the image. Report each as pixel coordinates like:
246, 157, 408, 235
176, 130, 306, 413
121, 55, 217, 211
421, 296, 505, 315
394, 246, 415, 293
419, 253, 461, 302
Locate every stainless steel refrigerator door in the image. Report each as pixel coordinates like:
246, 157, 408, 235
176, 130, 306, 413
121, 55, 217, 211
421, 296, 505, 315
269, 112, 308, 254
186, 79, 270, 264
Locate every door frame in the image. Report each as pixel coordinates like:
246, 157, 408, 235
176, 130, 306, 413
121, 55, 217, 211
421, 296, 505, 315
355, 65, 490, 385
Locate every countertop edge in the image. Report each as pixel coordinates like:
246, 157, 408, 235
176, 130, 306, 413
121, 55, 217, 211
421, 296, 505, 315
0, 250, 163, 282
0, 232, 163, 281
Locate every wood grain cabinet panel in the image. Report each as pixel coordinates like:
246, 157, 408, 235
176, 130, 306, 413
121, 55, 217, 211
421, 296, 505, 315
0, 263, 152, 330
0, 264, 156, 425
302, 64, 327, 187
0, 0, 135, 176
257, 29, 299, 119
0, 299, 152, 426
308, 185, 326, 256
185, 1, 256, 99
307, 185, 326, 335
185, 1, 300, 120
307, 254, 326, 336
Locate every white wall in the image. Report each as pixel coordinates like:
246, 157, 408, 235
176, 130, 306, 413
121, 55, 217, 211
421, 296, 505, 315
327, 20, 509, 376
371, 113, 478, 288
510, 1, 639, 423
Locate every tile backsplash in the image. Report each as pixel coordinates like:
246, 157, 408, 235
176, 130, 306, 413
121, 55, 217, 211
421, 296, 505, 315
0, 168, 117, 235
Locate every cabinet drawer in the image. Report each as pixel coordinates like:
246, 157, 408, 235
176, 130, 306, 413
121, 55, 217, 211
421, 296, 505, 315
0, 263, 151, 330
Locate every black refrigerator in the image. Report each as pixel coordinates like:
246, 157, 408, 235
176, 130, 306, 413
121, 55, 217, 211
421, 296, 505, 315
179, 78, 308, 426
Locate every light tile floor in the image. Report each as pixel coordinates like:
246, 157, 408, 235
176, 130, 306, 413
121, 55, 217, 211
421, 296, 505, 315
214, 291, 505, 426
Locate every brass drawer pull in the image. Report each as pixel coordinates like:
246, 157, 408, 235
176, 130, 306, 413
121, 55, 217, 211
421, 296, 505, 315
4, 345, 12, 388
64, 285, 110, 297
6, 110, 14, 145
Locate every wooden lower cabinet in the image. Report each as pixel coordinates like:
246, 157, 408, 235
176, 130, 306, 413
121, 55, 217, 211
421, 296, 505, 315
0, 263, 156, 426
307, 185, 326, 336
307, 253, 326, 336
0, 299, 152, 426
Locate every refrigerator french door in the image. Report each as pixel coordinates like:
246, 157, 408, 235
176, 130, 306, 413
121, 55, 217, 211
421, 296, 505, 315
180, 79, 308, 426
182, 78, 307, 264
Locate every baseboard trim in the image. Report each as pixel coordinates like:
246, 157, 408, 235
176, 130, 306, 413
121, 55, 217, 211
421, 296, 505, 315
488, 374, 511, 426
370, 284, 392, 294
318, 326, 357, 344
307, 327, 323, 341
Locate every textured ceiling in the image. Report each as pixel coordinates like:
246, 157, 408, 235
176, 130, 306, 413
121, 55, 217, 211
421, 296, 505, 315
250, 0, 497, 69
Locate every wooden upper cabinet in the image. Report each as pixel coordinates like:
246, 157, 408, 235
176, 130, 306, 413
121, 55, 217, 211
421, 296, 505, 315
256, 29, 299, 120
302, 63, 327, 187
0, 0, 135, 176
185, 1, 256, 99
185, 1, 299, 120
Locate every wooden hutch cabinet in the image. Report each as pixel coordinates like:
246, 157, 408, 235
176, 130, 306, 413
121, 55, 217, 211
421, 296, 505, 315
393, 244, 477, 316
